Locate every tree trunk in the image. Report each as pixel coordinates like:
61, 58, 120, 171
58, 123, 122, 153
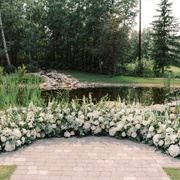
0, 12, 11, 66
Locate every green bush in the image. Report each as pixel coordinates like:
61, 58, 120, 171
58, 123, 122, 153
126, 59, 154, 77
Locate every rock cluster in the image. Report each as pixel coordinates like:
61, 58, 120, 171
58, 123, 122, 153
35, 70, 95, 90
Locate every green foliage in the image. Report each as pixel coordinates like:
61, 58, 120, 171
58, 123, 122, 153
0, 66, 4, 75
4, 65, 16, 74
17, 64, 27, 76
0, 74, 44, 110
126, 59, 154, 77
150, 0, 180, 76
0, 0, 138, 74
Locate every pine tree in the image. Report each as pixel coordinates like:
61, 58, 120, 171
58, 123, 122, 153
151, 0, 180, 76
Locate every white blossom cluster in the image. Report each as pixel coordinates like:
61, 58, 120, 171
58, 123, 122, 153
0, 99, 179, 158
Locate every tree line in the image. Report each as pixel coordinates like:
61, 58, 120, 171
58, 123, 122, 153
0, 0, 180, 76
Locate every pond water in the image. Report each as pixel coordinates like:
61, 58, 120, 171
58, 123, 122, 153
42, 86, 180, 105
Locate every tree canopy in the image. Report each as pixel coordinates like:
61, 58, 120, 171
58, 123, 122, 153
150, 0, 180, 76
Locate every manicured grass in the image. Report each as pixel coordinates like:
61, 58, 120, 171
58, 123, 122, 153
169, 66, 180, 74
0, 165, 17, 180
60, 70, 180, 86
163, 168, 180, 180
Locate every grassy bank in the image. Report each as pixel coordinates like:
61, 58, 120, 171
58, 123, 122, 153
0, 165, 17, 180
60, 69, 180, 87
163, 168, 180, 180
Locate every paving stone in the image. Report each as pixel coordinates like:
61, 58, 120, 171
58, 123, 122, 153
0, 137, 178, 180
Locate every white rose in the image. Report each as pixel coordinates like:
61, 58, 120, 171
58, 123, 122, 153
70, 131, 75, 136
37, 133, 41, 138
166, 127, 174, 134
83, 121, 91, 130
94, 127, 102, 134
168, 145, 180, 157
21, 137, 25, 144
52, 124, 57, 129
135, 124, 141, 130
1, 136, 6, 142
91, 126, 96, 131
110, 122, 115, 126
94, 120, 99, 126
16, 140, 21, 146
153, 134, 161, 146
147, 133, 152, 139
98, 117, 104, 122
122, 132, 126, 137
5, 141, 15, 152
109, 128, 116, 136
64, 131, 71, 138
131, 132, 137, 138
158, 140, 164, 146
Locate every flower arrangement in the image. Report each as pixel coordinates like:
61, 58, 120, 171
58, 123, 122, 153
0, 96, 180, 158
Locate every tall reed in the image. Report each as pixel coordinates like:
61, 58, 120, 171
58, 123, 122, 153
0, 74, 44, 110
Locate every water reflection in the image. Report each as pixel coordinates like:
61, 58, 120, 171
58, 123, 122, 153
42, 87, 180, 105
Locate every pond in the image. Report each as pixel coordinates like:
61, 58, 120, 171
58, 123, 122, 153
42, 86, 180, 105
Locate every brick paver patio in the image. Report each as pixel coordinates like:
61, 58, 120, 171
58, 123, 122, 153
0, 137, 179, 180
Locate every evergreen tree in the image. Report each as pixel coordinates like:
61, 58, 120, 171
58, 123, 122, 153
151, 0, 180, 76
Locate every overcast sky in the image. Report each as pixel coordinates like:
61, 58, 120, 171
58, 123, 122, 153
135, 0, 180, 30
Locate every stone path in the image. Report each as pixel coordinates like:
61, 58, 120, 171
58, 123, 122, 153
0, 137, 180, 180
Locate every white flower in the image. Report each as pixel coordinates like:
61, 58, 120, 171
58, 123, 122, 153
168, 145, 180, 157
98, 117, 104, 122
158, 140, 164, 147
52, 124, 57, 129
94, 120, 99, 126
120, 109, 125, 115
101, 124, 105, 129
58, 113, 63, 119
135, 124, 141, 130
37, 133, 41, 138
94, 127, 102, 134
78, 111, 83, 116
92, 111, 100, 118
91, 126, 96, 131
64, 131, 71, 138
21, 137, 25, 144
87, 113, 93, 118
122, 132, 126, 137
1, 136, 6, 142
147, 133, 152, 139
28, 122, 33, 128
22, 129, 27, 134
70, 131, 75, 136
5, 141, 15, 152
75, 118, 84, 126
109, 127, 116, 136
13, 129, 22, 138
116, 122, 124, 131
38, 117, 43, 122
131, 132, 137, 138
149, 126, 154, 132
169, 135, 177, 143
16, 140, 21, 146
153, 134, 161, 146
166, 127, 174, 134
10, 122, 16, 127
83, 121, 91, 130
71, 112, 76, 117
110, 122, 115, 126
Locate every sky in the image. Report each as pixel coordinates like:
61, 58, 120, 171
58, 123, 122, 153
135, 0, 180, 30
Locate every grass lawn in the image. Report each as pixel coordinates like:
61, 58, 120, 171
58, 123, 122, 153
163, 168, 180, 180
0, 165, 17, 180
60, 69, 180, 86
